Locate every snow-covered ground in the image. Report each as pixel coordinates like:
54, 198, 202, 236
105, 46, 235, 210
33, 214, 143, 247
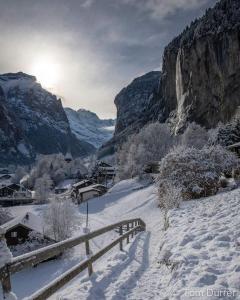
1, 179, 240, 299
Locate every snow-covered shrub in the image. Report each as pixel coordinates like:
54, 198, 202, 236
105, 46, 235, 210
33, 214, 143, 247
181, 122, 210, 149
117, 122, 176, 180
44, 197, 77, 241
157, 145, 239, 200
0, 207, 12, 225
213, 117, 240, 146
157, 180, 183, 230
158, 180, 183, 209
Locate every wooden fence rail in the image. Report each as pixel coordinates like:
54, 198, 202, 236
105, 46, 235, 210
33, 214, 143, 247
0, 218, 146, 300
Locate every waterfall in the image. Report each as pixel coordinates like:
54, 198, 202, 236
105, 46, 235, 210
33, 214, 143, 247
175, 48, 186, 131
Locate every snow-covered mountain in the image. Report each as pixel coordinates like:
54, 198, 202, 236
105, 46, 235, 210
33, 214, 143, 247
65, 108, 115, 149
0, 72, 95, 165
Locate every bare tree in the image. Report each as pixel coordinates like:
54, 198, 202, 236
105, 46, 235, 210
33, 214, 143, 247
44, 197, 77, 241
34, 174, 53, 204
117, 122, 176, 180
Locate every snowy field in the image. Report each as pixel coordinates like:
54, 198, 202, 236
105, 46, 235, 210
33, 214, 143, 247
1, 179, 240, 299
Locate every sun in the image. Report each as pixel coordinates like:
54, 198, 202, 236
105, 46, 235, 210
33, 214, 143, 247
31, 57, 60, 88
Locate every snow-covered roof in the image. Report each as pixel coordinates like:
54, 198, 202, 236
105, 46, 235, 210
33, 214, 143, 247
0, 212, 43, 234
90, 184, 107, 190
72, 180, 92, 188
76, 186, 101, 194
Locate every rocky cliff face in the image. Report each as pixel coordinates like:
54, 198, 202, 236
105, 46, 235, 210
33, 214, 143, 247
98, 71, 161, 157
160, 0, 240, 133
114, 71, 161, 135
101, 0, 240, 158
65, 108, 115, 148
0, 72, 94, 165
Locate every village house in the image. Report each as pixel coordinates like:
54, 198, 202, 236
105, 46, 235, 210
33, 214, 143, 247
0, 212, 55, 256
92, 161, 116, 184
0, 183, 33, 206
72, 183, 107, 204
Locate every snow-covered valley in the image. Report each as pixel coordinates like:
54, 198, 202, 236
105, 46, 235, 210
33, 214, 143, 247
2, 179, 240, 300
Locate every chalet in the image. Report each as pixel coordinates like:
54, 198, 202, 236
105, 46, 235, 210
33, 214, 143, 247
92, 161, 116, 183
0, 212, 53, 247
74, 186, 100, 204
0, 184, 33, 206
72, 179, 93, 190
90, 184, 108, 194
71, 183, 107, 204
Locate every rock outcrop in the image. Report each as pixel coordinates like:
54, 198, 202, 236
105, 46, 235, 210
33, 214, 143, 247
0, 72, 94, 165
160, 0, 240, 132
98, 71, 161, 157
101, 0, 240, 157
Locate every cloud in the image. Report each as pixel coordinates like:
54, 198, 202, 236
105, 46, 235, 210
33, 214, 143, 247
81, 0, 94, 8
123, 0, 209, 19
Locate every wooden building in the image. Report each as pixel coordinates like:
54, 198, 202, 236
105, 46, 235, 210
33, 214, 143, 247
0, 184, 33, 206
0, 183, 31, 198
72, 184, 107, 204
92, 161, 116, 184
0, 212, 52, 246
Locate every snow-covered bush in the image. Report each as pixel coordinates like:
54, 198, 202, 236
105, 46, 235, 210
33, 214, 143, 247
158, 180, 183, 209
181, 122, 210, 149
117, 123, 176, 180
0, 207, 12, 225
157, 180, 183, 230
157, 145, 238, 200
213, 117, 240, 146
44, 197, 77, 241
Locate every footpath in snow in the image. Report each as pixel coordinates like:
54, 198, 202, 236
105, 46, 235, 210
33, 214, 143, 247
54, 180, 240, 300
2, 179, 240, 300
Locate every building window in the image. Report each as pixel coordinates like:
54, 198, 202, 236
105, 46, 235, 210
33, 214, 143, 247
11, 232, 17, 238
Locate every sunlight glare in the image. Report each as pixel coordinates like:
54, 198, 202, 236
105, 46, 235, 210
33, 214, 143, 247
31, 57, 60, 88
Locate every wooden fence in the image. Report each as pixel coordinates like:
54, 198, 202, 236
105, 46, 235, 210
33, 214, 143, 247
0, 218, 146, 300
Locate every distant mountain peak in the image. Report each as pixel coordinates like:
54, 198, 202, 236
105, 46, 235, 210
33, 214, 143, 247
0, 72, 36, 82
65, 107, 115, 149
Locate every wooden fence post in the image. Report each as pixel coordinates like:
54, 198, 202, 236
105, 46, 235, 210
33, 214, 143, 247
85, 240, 93, 276
119, 225, 123, 251
131, 222, 134, 238
126, 223, 129, 244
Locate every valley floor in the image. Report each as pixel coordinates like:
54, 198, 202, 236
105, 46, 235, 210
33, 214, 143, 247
1, 179, 240, 299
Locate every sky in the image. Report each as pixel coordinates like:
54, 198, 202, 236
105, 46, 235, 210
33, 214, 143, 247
0, 0, 217, 119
